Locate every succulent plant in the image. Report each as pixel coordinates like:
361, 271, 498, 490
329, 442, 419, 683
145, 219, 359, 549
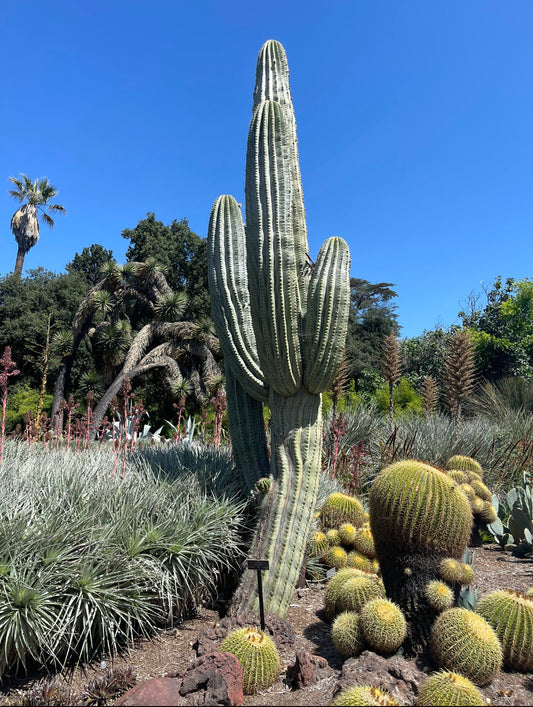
346, 550, 373, 572
219, 626, 280, 694
332, 685, 400, 706
416, 670, 485, 706
207, 39, 350, 618
447, 470, 469, 484
470, 480, 491, 501
430, 607, 502, 685
324, 568, 368, 621
254, 477, 271, 495
320, 492, 365, 530
353, 526, 376, 558
445, 455, 484, 478
331, 611, 365, 658
425, 580, 454, 612
369, 460, 472, 654
307, 531, 329, 558
338, 523, 357, 547
476, 589, 533, 671
336, 574, 386, 616
323, 545, 348, 570
327, 528, 342, 546
359, 598, 407, 654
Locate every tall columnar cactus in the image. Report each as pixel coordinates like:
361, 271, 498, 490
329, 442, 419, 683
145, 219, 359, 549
207, 40, 351, 618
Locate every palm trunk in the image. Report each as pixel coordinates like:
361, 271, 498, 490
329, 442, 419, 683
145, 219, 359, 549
13, 245, 25, 279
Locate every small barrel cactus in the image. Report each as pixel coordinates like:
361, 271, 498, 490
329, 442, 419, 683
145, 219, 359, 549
323, 545, 348, 570
327, 528, 341, 546
332, 685, 400, 706
430, 607, 502, 685
425, 580, 454, 612
254, 477, 271, 495
476, 589, 533, 671
416, 670, 485, 706
369, 460, 472, 654
331, 611, 365, 658
353, 526, 376, 558
470, 479, 491, 501
324, 568, 367, 621
447, 470, 469, 484
320, 492, 365, 530
445, 455, 484, 478
438, 558, 464, 585
346, 550, 373, 572
359, 598, 407, 654
338, 523, 357, 547
308, 531, 329, 558
336, 574, 386, 616
219, 626, 280, 694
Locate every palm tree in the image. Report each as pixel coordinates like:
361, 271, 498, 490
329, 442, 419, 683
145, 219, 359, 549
8, 174, 66, 277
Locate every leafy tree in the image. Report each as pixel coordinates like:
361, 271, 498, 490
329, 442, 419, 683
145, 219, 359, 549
0, 269, 88, 391
8, 174, 65, 278
345, 278, 399, 383
402, 328, 455, 392
459, 277, 533, 380
122, 213, 210, 318
66, 244, 115, 286
374, 377, 423, 416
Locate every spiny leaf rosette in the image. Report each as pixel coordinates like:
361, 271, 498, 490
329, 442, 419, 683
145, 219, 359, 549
207, 39, 350, 618
369, 460, 472, 655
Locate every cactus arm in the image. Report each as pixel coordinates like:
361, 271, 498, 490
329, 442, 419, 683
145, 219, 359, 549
207, 194, 268, 402
225, 366, 270, 490
303, 236, 351, 394
245, 100, 302, 396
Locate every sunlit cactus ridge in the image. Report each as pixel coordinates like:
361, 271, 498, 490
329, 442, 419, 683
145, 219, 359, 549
207, 39, 350, 618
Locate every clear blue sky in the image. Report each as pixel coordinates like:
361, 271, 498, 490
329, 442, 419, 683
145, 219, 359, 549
1, 0, 531, 338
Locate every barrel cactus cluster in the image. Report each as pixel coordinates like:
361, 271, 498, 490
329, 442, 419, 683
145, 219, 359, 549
444, 455, 498, 544
368, 459, 473, 653
208, 38, 350, 619
308, 491, 379, 574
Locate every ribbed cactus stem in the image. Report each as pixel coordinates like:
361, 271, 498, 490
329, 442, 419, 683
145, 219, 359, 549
207, 39, 350, 619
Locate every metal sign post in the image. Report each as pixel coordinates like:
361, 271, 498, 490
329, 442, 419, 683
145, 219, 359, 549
247, 559, 269, 631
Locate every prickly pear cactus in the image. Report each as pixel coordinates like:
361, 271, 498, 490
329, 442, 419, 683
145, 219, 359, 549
369, 460, 473, 654
416, 670, 485, 707
208, 40, 350, 619
219, 626, 280, 694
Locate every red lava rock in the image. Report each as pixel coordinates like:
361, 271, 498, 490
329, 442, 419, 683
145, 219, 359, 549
287, 650, 332, 689
178, 651, 244, 706
114, 677, 187, 706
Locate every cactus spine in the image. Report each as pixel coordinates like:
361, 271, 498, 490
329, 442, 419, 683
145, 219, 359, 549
208, 40, 350, 618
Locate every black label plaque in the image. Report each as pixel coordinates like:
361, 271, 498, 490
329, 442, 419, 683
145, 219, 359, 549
247, 559, 269, 571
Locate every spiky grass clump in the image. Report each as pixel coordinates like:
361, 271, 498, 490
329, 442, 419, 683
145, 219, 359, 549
359, 598, 407, 653
320, 492, 365, 530
425, 581, 454, 612
0, 442, 245, 676
445, 455, 483, 478
331, 611, 365, 658
308, 531, 329, 558
332, 685, 399, 706
219, 626, 280, 695
353, 527, 376, 558
430, 607, 502, 685
476, 589, 533, 671
416, 670, 485, 706
338, 523, 357, 547
323, 546, 348, 569
336, 574, 386, 615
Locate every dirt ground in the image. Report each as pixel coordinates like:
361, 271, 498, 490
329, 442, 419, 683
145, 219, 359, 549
1, 545, 533, 706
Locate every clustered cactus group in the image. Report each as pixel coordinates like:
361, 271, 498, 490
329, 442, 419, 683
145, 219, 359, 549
210, 39, 529, 704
